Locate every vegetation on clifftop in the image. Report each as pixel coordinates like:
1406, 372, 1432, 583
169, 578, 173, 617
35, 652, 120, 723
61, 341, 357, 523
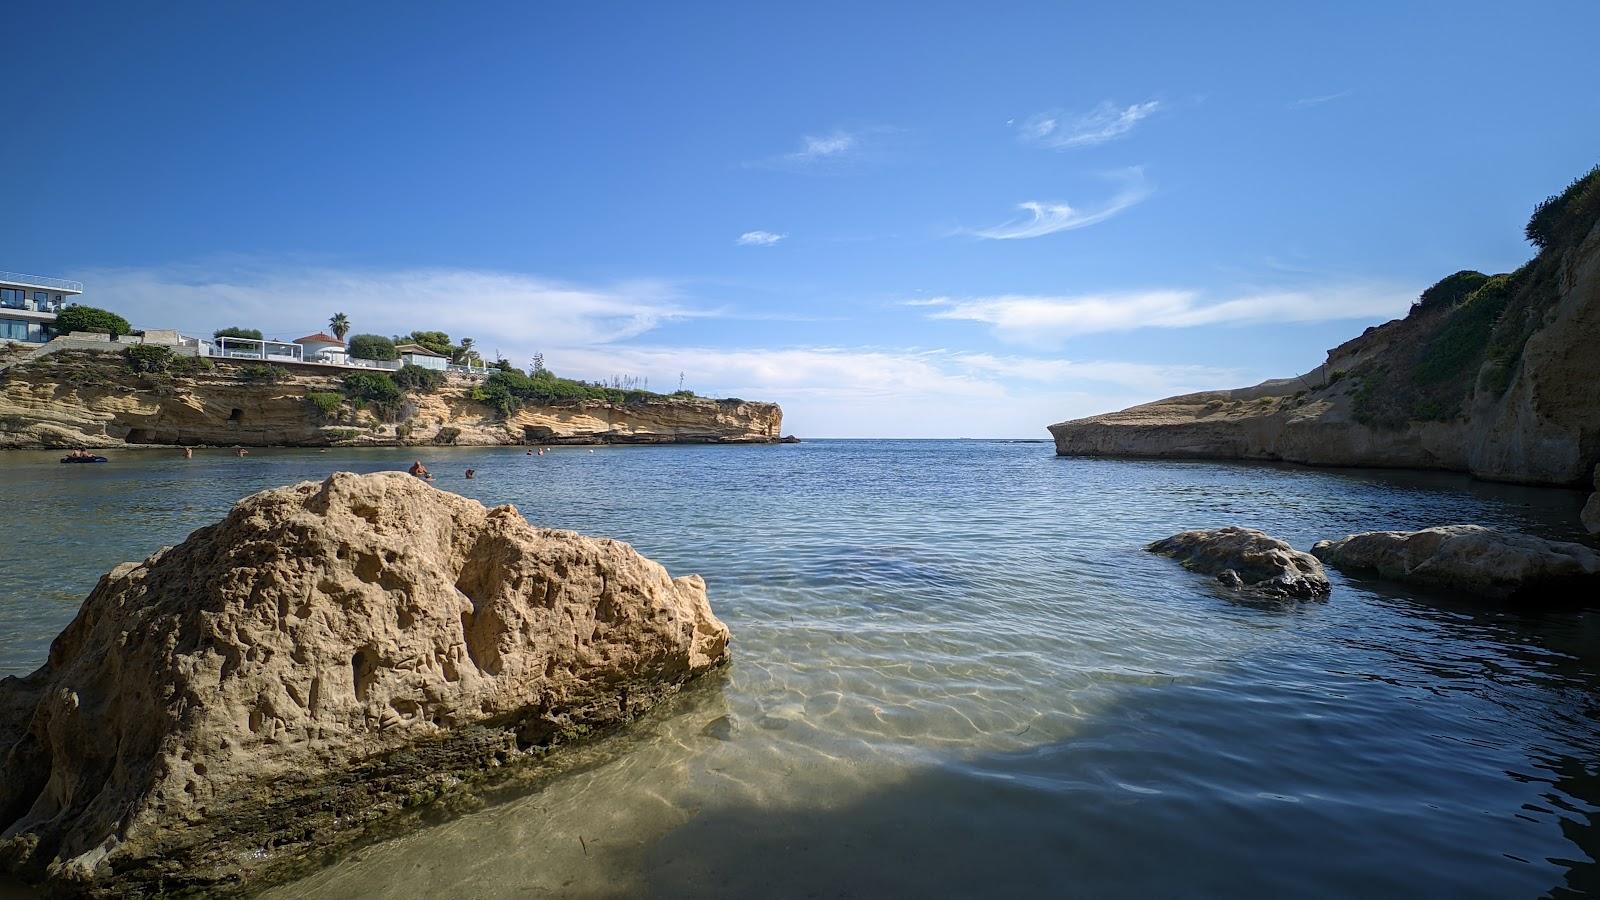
1352, 163, 1600, 429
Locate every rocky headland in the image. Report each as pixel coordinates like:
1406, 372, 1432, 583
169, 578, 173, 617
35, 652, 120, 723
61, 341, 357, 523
1051, 167, 1600, 531
0, 348, 785, 449
0, 472, 729, 896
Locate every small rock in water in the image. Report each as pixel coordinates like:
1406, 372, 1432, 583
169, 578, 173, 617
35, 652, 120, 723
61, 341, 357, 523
1147, 526, 1330, 600
756, 714, 792, 731
701, 715, 736, 741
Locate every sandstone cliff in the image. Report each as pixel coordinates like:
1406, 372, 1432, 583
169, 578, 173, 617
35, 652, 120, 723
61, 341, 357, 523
0, 350, 783, 448
1051, 169, 1600, 494
0, 472, 729, 895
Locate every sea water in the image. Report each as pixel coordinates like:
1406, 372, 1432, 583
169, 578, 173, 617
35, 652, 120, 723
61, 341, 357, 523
1, 442, 1596, 898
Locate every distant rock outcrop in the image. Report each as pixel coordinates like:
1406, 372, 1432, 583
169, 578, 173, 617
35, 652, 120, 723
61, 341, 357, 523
1146, 526, 1331, 599
0, 472, 729, 895
1311, 525, 1600, 600
1051, 167, 1600, 499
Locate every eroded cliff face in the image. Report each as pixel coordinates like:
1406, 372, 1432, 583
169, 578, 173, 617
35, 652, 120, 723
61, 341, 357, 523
1050, 216, 1600, 490
0, 351, 783, 448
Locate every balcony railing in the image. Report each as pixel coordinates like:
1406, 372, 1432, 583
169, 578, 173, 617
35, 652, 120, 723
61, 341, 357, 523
0, 272, 84, 294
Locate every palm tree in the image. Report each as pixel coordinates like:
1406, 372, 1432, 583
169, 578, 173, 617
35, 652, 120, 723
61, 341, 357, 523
328, 312, 350, 341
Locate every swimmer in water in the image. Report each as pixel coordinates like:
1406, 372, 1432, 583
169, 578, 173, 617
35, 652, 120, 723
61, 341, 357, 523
465, 468, 476, 480
408, 460, 433, 480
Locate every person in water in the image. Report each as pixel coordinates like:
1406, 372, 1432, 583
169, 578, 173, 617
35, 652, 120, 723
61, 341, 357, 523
182, 447, 193, 459
237, 448, 249, 457
465, 468, 476, 480
408, 460, 432, 480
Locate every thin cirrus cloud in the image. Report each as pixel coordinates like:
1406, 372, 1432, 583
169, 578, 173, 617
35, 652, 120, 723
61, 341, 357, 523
736, 230, 786, 246
968, 167, 1152, 240
920, 283, 1416, 346
1018, 100, 1161, 149
745, 128, 893, 172
78, 262, 708, 358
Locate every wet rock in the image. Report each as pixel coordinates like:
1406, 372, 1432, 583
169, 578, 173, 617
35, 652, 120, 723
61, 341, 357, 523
1146, 526, 1331, 599
1583, 464, 1599, 534
700, 715, 736, 741
0, 472, 729, 895
1311, 524, 1600, 601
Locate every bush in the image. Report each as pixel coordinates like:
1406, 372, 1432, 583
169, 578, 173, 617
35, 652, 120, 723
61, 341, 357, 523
323, 427, 360, 443
213, 326, 263, 341
348, 334, 397, 361
668, 389, 696, 399
1411, 270, 1489, 316
169, 355, 214, 375
307, 391, 344, 417
54, 305, 131, 337
341, 371, 402, 403
237, 363, 282, 383
392, 363, 445, 392
122, 344, 174, 373
1526, 165, 1600, 251
435, 426, 461, 444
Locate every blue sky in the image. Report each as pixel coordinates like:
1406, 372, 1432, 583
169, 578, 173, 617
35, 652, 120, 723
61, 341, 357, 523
4, 1, 1597, 436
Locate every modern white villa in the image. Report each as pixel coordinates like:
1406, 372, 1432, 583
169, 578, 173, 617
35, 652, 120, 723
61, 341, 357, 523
3, 270, 489, 377
0, 271, 81, 343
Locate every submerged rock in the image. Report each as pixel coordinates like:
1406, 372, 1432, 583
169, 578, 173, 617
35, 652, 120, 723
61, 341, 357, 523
1311, 524, 1600, 601
0, 472, 729, 895
1146, 526, 1330, 599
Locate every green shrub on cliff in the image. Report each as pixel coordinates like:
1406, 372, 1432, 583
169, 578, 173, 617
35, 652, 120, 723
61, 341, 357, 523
237, 363, 282, 383
348, 334, 397, 361
306, 391, 344, 417
472, 367, 656, 418
392, 363, 445, 393
122, 344, 174, 373
54, 305, 131, 337
169, 355, 213, 375
1526, 165, 1600, 251
213, 326, 263, 341
1410, 270, 1489, 317
341, 371, 402, 403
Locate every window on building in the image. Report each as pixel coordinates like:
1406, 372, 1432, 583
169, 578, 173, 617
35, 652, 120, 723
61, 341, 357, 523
0, 318, 31, 341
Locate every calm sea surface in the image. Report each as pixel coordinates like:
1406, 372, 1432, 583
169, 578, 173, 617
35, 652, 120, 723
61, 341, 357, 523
2, 441, 1598, 898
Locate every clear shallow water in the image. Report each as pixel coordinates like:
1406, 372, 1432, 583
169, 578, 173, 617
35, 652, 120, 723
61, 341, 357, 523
2, 441, 1598, 898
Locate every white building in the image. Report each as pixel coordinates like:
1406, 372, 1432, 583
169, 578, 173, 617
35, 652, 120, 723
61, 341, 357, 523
293, 332, 347, 362
0, 271, 82, 343
394, 343, 449, 371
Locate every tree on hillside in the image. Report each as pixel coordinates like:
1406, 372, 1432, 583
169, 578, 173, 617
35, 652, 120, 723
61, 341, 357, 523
348, 333, 398, 360
454, 337, 477, 364
54, 305, 132, 337
328, 312, 350, 340
214, 326, 263, 341
402, 330, 455, 357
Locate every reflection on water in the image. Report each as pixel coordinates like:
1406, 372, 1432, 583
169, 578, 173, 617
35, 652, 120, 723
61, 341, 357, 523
1, 442, 1596, 897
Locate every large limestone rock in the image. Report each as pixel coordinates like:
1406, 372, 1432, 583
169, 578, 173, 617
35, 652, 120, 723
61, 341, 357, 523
0, 472, 729, 895
1311, 525, 1600, 600
1146, 526, 1331, 599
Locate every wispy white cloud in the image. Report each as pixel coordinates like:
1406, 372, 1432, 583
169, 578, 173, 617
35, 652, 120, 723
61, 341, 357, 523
967, 167, 1152, 240
1018, 100, 1161, 149
920, 282, 1416, 346
1290, 90, 1352, 109
550, 345, 1242, 437
745, 127, 894, 172
736, 230, 786, 247
788, 131, 856, 163
82, 263, 704, 359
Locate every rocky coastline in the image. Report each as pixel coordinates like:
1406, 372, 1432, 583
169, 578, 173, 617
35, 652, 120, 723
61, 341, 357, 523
0, 349, 787, 449
1050, 177, 1600, 533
